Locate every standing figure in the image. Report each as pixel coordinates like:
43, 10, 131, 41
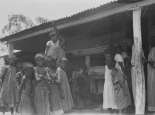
18, 63, 35, 115
147, 47, 155, 111
16, 61, 24, 113
103, 53, 117, 111
112, 51, 131, 113
0, 55, 17, 115
46, 57, 64, 115
34, 54, 50, 115
121, 51, 134, 106
57, 58, 74, 112
45, 25, 65, 61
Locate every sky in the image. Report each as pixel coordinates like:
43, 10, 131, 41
0, 0, 115, 35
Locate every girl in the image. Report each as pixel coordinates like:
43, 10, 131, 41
103, 53, 117, 112
34, 53, 50, 115
18, 63, 35, 115
46, 56, 64, 115
45, 25, 65, 61
0, 55, 18, 115
112, 47, 131, 113
57, 58, 74, 112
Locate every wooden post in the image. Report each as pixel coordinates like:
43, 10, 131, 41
85, 55, 90, 68
8, 42, 14, 57
131, 7, 145, 114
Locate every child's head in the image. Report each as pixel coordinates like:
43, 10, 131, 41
23, 63, 35, 80
4, 55, 17, 66
49, 26, 59, 43
46, 56, 57, 69
4, 55, 10, 65
35, 53, 45, 67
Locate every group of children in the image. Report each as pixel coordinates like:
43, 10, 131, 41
0, 53, 73, 115
0, 24, 74, 115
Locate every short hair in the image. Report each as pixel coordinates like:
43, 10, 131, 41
34, 53, 45, 60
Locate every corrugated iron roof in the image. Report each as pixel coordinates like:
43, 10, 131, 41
54, 1, 123, 25
0, 1, 130, 41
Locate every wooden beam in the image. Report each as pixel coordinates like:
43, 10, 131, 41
67, 46, 108, 56
131, 7, 145, 114
7, 0, 155, 43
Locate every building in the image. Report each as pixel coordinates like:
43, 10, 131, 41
1, 0, 155, 114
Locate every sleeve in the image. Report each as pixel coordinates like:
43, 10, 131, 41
56, 68, 62, 83
46, 40, 52, 46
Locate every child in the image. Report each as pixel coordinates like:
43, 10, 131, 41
0, 55, 18, 115
45, 26, 65, 61
18, 63, 35, 115
57, 58, 74, 112
34, 53, 50, 115
112, 50, 131, 113
46, 56, 64, 115
103, 54, 117, 111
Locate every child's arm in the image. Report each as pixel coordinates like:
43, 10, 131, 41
45, 45, 50, 55
45, 40, 51, 55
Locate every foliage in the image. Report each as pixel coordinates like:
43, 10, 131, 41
2, 14, 34, 36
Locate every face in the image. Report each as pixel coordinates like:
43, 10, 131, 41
4, 56, 9, 65
49, 28, 57, 42
46, 57, 56, 68
24, 67, 34, 79
35, 58, 44, 67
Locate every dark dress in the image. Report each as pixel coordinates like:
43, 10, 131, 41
34, 67, 50, 115
48, 68, 63, 115
18, 78, 34, 115
112, 68, 131, 109
57, 67, 74, 112
0, 65, 17, 108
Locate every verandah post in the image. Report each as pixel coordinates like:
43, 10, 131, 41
132, 7, 145, 114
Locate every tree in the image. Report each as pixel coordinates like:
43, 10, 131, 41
2, 14, 34, 36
